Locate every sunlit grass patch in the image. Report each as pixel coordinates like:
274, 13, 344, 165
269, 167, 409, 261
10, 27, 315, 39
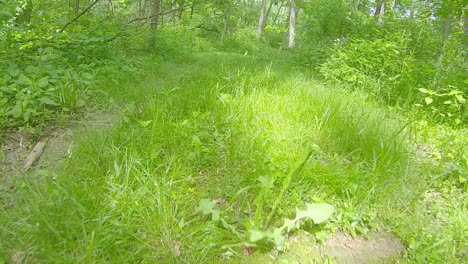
0, 52, 421, 263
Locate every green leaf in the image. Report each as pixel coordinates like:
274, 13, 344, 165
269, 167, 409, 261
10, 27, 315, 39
23, 110, 31, 122
298, 203, 334, 224
198, 199, 220, 221
198, 199, 215, 215
37, 77, 49, 88
282, 217, 298, 233
38, 97, 59, 106
425, 97, 433, 105
279, 203, 334, 233
10, 103, 22, 118
455, 94, 465, 103
138, 120, 152, 127
0, 98, 8, 106
248, 229, 269, 242
16, 75, 32, 86
257, 175, 275, 189
82, 73, 94, 80
418, 88, 429, 94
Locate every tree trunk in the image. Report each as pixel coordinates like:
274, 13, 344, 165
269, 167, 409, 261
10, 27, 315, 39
178, 0, 185, 20
257, 0, 268, 37
388, 0, 396, 10
139, 0, 147, 16
463, 7, 468, 38
374, 0, 386, 25
74, 0, 80, 16
149, 0, 162, 49
288, 0, 297, 48
221, 14, 229, 42
272, 0, 284, 26
409, 0, 416, 19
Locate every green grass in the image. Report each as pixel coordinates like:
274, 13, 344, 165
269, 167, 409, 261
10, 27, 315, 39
1, 51, 466, 263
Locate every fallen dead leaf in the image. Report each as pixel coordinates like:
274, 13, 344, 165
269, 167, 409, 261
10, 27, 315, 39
172, 242, 181, 256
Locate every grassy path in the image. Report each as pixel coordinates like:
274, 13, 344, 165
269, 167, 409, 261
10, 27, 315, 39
1, 52, 466, 263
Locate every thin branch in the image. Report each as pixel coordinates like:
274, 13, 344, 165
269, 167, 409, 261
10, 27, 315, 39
59, 0, 101, 33
127, 5, 192, 24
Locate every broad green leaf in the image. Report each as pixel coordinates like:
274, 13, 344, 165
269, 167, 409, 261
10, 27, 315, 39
16, 75, 32, 86
281, 217, 298, 233
37, 77, 49, 88
257, 175, 275, 189
10, 103, 22, 118
1, 10, 13, 17
425, 97, 433, 105
418, 88, 429, 94
297, 203, 334, 224
38, 97, 59, 106
248, 229, 269, 242
455, 94, 465, 103
198, 199, 215, 215
272, 228, 285, 250
23, 110, 31, 122
198, 199, 219, 221
82, 73, 94, 80
279, 203, 334, 234
211, 209, 220, 221
448, 90, 461, 95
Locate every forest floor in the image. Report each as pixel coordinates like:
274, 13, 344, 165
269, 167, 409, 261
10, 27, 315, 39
1, 52, 466, 263
1, 114, 404, 263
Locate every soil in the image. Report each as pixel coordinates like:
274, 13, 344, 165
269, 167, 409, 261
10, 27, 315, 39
0, 111, 117, 192
321, 232, 404, 263
275, 232, 405, 264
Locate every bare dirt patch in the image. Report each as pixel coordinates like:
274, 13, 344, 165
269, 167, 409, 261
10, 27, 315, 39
321, 232, 404, 263
0, 111, 118, 193
237, 232, 405, 264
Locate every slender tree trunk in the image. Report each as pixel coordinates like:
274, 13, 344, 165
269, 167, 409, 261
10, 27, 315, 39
178, 0, 185, 20
141, 0, 147, 16
388, 0, 396, 10
462, 7, 468, 38
288, 0, 297, 48
257, 0, 268, 37
149, 0, 162, 49
266, 0, 274, 18
273, 0, 284, 26
151, 0, 161, 28
190, 3, 195, 19
75, 0, 80, 16
221, 13, 229, 42
410, 0, 416, 19
374, 0, 386, 25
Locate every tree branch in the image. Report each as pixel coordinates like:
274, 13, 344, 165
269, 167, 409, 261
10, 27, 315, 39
59, 0, 101, 33
127, 5, 191, 24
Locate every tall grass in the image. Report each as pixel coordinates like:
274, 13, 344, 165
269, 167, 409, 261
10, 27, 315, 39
1, 52, 413, 263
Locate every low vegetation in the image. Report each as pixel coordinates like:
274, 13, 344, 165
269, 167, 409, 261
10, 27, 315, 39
1, 0, 466, 263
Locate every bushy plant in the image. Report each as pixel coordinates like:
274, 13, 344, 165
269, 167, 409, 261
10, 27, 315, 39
320, 33, 416, 104
220, 28, 261, 53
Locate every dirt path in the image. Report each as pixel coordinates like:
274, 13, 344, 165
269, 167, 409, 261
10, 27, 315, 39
0, 111, 117, 195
